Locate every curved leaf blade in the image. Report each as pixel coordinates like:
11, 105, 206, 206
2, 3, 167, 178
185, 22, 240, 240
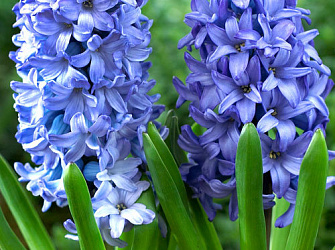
0, 155, 54, 250
143, 133, 205, 250
285, 129, 328, 250
0, 206, 26, 250
130, 175, 161, 250
235, 123, 267, 250
164, 110, 188, 166
147, 122, 189, 211
188, 191, 222, 250
63, 163, 105, 250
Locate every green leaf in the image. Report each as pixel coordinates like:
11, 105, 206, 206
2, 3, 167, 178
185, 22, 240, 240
119, 229, 134, 250
147, 122, 189, 211
0, 206, 26, 250
191, 122, 206, 137
285, 129, 328, 250
143, 133, 205, 250
63, 163, 105, 250
167, 234, 178, 250
164, 110, 188, 166
270, 197, 291, 250
128, 175, 161, 250
187, 191, 222, 250
235, 123, 267, 250
0, 155, 55, 250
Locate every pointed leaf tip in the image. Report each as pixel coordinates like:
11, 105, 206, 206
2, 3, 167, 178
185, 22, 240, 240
286, 129, 328, 250
236, 123, 267, 250
63, 163, 105, 250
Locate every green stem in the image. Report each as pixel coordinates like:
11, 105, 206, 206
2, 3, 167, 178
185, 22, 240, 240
270, 197, 290, 250
263, 172, 273, 249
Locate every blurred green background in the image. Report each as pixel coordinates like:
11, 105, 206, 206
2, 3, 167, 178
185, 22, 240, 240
0, 0, 335, 249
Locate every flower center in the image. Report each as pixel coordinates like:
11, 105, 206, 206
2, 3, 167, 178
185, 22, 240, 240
241, 84, 251, 93
271, 108, 278, 116
269, 150, 281, 159
234, 43, 245, 52
269, 67, 276, 75
83, 0, 93, 8
74, 88, 82, 93
116, 203, 127, 213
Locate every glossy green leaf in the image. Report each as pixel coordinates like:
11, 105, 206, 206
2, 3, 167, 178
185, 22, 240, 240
285, 129, 328, 250
128, 175, 161, 250
147, 122, 189, 211
187, 190, 222, 250
0, 155, 55, 250
163, 115, 220, 249
164, 110, 188, 166
270, 197, 291, 250
143, 133, 205, 250
235, 123, 267, 250
167, 234, 178, 250
63, 163, 105, 250
119, 229, 134, 250
0, 206, 26, 250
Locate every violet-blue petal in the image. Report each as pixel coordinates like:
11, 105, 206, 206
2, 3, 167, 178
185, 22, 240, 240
83, 161, 100, 181
229, 52, 249, 81
209, 45, 237, 62
275, 204, 295, 228
236, 98, 255, 123
89, 115, 111, 137
281, 154, 301, 175
218, 89, 244, 114
276, 120, 296, 152
262, 71, 279, 91
270, 165, 290, 198
121, 209, 143, 225
257, 110, 279, 133
109, 215, 125, 238
277, 78, 300, 108
232, 0, 250, 9
206, 23, 231, 46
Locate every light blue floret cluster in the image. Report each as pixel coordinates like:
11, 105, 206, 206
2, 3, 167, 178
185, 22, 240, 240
10, 0, 165, 246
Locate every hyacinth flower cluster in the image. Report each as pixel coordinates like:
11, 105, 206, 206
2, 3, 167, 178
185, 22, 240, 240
174, 0, 335, 226
10, 0, 166, 246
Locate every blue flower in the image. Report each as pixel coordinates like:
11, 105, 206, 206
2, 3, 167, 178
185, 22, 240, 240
212, 55, 262, 123
256, 89, 313, 149
260, 132, 313, 198
207, 8, 253, 79
71, 32, 127, 84
259, 43, 311, 107
49, 112, 111, 163
44, 81, 97, 123
174, 0, 334, 227
53, 0, 115, 33
30, 53, 87, 86
33, 9, 88, 54
92, 181, 155, 238
10, 68, 45, 124
11, 0, 164, 245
